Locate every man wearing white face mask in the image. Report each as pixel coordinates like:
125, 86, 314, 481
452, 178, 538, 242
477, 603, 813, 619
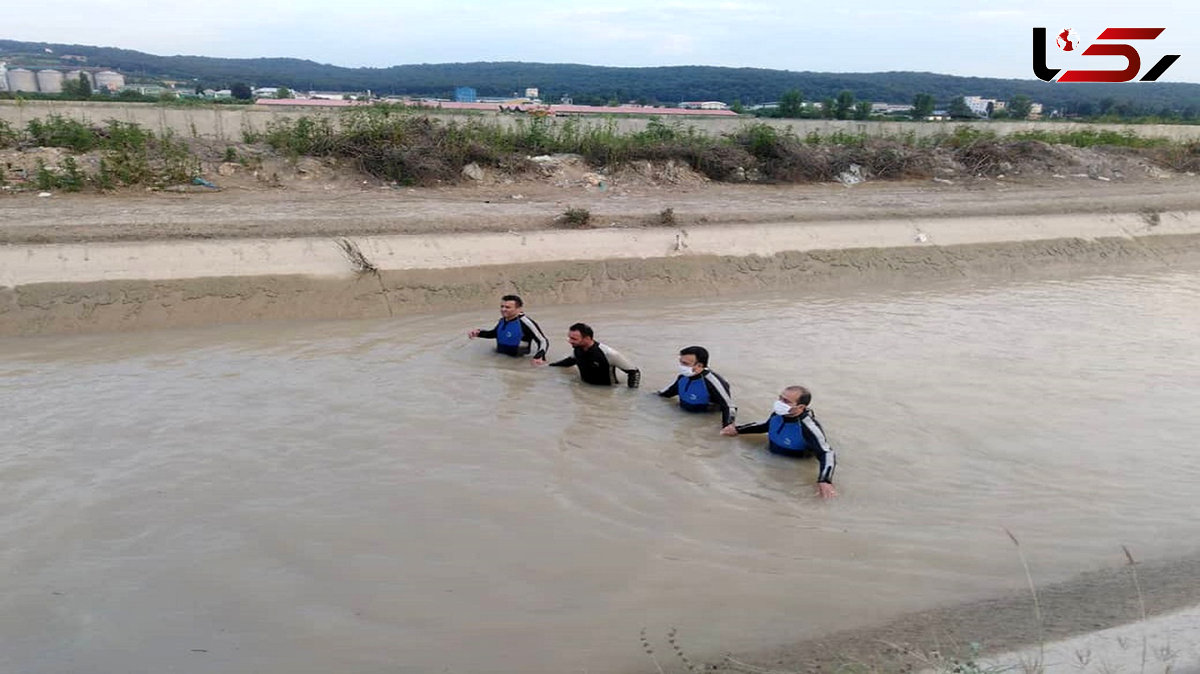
720, 385, 838, 499
656, 345, 736, 430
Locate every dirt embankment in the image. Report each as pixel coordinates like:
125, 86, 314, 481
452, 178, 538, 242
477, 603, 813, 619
4, 145, 1200, 337
2, 155, 1200, 245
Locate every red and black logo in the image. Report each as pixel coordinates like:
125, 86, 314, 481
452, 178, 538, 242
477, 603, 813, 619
1033, 27, 1180, 82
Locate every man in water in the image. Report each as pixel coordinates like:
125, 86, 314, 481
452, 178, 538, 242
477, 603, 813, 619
721, 385, 838, 498
468, 295, 549, 364
657, 345, 736, 430
542, 323, 640, 387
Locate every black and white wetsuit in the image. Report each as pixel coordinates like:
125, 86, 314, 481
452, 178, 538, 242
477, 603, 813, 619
735, 409, 836, 484
476, 313, 549, 359
657, 369, 736, 427
549, 342, 641, 387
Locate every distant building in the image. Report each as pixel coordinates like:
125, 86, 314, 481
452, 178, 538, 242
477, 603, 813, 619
524, 87, 539, 100
93, 70, 125, 91
1029, 103, 1044, 119
0, 62, 8, 92
454, 86, 477, 103
6, 68, 38, 93
253, 86, 291, 98
679, 101, 729, 110
308, 91, 354, 100
64, 70, 95, 89
963, 96, 992, 117
35, 69, 65, 94
133, 85, 170, 96
871, 102, 913, 114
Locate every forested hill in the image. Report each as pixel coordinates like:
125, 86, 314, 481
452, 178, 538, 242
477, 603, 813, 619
3, 38, 1199, 112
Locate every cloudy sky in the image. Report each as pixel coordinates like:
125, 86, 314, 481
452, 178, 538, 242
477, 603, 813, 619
6, 0, 1199, 82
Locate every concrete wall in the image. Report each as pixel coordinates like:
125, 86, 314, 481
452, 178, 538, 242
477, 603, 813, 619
4, 99, 1200, 142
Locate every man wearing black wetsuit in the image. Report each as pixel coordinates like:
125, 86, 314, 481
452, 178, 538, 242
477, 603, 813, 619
657, 345, 736, 430
721, 385, 838, 498
468, 294, 549, 363
544, 323, 640, 387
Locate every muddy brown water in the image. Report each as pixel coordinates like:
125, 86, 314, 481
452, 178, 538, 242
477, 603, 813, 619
2, 269, 1199, 674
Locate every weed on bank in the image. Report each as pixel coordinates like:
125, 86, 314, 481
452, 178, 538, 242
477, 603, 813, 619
4, 107, 1200, 192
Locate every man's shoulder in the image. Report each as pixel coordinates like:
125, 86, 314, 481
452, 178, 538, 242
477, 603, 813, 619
704, 369, 731, 383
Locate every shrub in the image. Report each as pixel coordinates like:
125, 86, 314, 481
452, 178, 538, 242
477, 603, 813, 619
562, 207, 592, 227
26, 115, 99, 152
0, 120, 17, 148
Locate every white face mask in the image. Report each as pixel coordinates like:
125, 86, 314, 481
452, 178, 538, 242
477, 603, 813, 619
772, 400, 795, 416
678, 364, 696, 377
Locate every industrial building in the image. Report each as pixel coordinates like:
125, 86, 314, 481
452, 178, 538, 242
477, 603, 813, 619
35, 69, 64, 94
93, 71, 125, 91
5, 67, 38, 93
1, 65, 123, 94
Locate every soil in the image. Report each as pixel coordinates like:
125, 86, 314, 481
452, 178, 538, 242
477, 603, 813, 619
2, 142, 1200, 245
686, 553, 1200, 674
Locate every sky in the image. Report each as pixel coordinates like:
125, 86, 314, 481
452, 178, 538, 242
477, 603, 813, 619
5, 0, 1200, 83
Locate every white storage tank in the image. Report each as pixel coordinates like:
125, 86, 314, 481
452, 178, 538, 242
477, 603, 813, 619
64, 69, 95, 89
94, 70, 125, 91
36, 69, 65, 94
7, 68, 38, 93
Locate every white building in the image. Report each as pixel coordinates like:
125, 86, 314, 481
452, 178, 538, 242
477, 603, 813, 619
679, 101, 729, 110
963, 96, 995, 117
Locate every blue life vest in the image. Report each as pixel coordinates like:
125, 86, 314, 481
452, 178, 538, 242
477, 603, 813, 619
768, 414, 807, 452
496, 318, 522, 347
678, 375, 710, 411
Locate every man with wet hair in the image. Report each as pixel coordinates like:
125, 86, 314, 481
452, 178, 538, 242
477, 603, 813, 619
657, 345, 736, 430
468, 294, 549, 363
721, 385, 838, 498
542, 323, 641, 387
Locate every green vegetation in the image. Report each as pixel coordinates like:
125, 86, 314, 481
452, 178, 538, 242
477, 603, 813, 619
561, 207, 592, 228
1009, 128, 1170, 149
4, 106, 1200, 193
26, 115, 100, 152
252, 106, 1200, 185
0, 119, 17, 146
1, 114, 200, 189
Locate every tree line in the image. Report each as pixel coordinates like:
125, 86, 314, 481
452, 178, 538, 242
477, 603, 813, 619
3, 38, 1199, 117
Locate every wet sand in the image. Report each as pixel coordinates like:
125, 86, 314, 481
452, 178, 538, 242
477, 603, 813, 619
693, 554, 1200, 674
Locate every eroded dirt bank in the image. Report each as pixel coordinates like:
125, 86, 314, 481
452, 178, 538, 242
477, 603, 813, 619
4, 231, 1200, 336
5, 175, 1200, 337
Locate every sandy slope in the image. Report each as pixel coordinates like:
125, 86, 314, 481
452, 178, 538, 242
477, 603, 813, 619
3, 173, 1200, 244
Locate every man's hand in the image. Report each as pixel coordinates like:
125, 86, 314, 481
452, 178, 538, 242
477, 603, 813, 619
468, 329, 481, 339
531, 358, 547, 366
720, 424, 738, 437
816, 482, 838, 499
